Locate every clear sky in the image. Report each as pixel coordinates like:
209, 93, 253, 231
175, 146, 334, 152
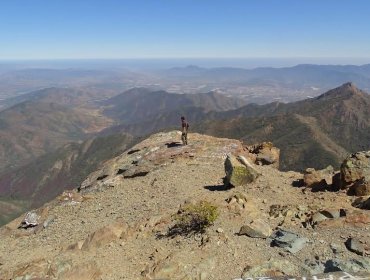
1, 0, 370, 60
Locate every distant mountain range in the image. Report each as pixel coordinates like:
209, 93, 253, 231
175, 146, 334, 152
102, 87, 245, 124
97, 83, 370, 172
164, 64, 370, 90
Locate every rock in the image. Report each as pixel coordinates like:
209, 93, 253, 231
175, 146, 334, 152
239, 219, 272, 238
66, 240, 84, 251
304, 259, 325, 275
352, 177, 370, 196
311, 208, 346, 226
224, 155, 259, 187
332, 172, 342, 191
271, 229, 309, 253
345, 238, 365, 256
241, 260, 297, 278
324, 258, 370, 273
303, 166, 334, 190
340, 151, 370, 194
226, 193, 260, 217
330, 243, 343, 254
123, 167, 150, 179
216, 228, 224, 233
311, 212, 328, 224
247, 142, 280, 169
43, 215, 56, 229
18, 211, 39, 229
81, 220, 128, 250
352, 196, 370, 210
59, 190, 85, 205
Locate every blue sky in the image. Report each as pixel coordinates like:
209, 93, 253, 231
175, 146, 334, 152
1, 0, 370, 59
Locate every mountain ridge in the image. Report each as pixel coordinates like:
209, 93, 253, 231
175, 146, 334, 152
0, 131, 369, 279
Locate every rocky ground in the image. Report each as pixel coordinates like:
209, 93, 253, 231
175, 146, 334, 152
0, 131, 369, 280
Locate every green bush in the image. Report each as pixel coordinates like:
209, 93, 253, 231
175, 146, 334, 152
168, 201, 219, 237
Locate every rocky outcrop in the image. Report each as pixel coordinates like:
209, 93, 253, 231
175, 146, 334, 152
340, 151, 370, 195
224, 155, 260, 187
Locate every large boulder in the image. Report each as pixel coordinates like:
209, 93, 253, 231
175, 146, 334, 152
224, 155, 260, 187
247, 142, 280, 169
303, 166, 334, 190
340, 151, 370, 195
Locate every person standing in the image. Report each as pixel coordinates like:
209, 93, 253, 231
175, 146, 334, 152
181, 116, 189, 145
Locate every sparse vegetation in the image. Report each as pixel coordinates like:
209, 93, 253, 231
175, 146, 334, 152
167, 201, 219, 237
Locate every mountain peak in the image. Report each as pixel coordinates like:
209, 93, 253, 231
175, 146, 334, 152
316, 82, 366, 100
2, 130, 370, 279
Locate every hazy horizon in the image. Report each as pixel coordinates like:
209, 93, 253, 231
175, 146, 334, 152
1, 57, 370, 70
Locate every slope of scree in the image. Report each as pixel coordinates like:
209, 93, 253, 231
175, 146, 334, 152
0, 131, 369, 280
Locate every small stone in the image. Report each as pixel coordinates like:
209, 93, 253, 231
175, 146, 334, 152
216, 228, 224, 233
43, 215, 56, 229
330, 243, 342, 254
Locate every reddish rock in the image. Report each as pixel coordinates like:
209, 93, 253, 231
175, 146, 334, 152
303, 166, 334, 190
247, 142, 280, 169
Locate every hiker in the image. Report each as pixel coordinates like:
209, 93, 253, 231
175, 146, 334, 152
181, 116, 189, 145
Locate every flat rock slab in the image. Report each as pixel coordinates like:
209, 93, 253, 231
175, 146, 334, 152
271, 229, 309, 253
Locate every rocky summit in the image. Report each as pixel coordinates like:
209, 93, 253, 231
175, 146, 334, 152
0, 131, 369, 280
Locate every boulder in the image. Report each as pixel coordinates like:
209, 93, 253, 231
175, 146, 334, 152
224, 155, 259, 187
303, 166, 334, 190
340, 151, 370, 194
239, 219, 272, 238
247, 142, 280, 169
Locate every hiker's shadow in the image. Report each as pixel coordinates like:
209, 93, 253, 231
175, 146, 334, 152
165, 142, 183, 148
204, 184, 234, 192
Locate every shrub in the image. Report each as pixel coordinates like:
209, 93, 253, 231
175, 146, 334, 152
168, 201, 219, 237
